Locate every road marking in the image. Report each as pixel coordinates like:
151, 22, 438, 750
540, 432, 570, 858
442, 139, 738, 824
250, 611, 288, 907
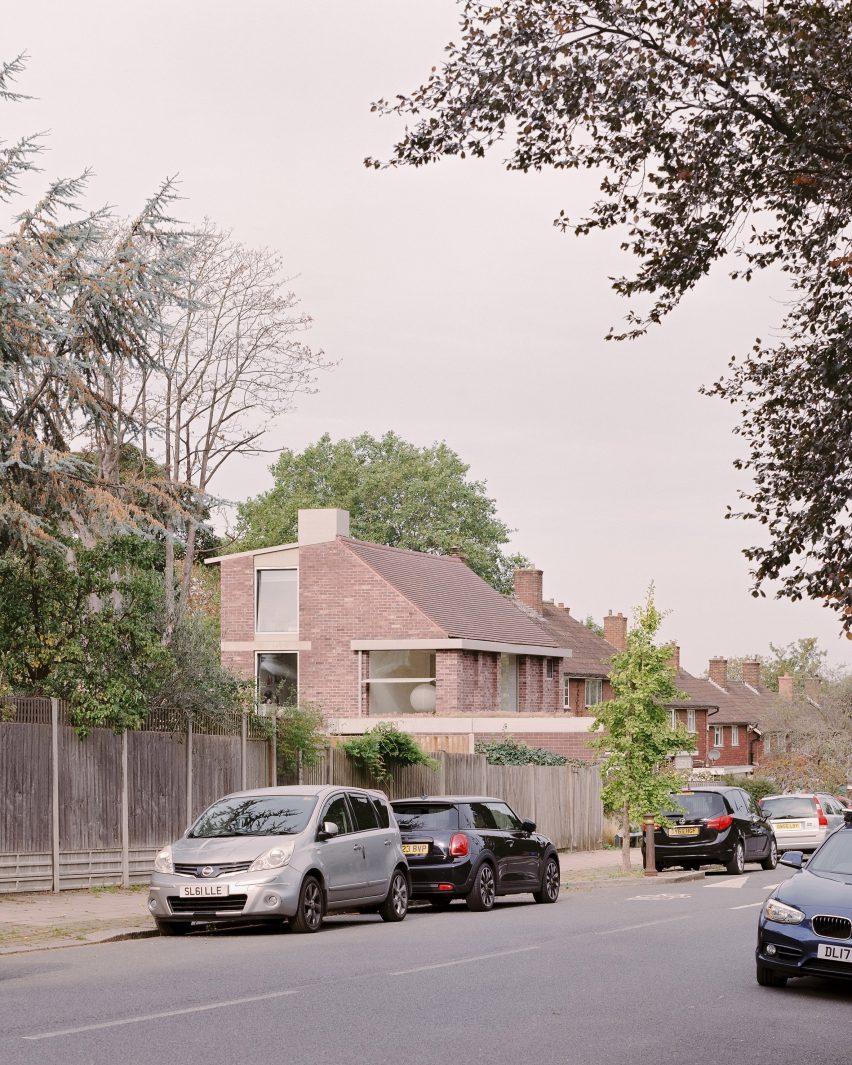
597, 915, 691, 936
23, 986, 311, 1041
390, 945, 540, 976
730, 902, 764, 910
763, 883, 781, 891
627, 893, 692, 901
705, 876, 750, 889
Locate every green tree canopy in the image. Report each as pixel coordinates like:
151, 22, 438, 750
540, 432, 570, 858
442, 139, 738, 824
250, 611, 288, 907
371, 2, 852, 634
591, 588, 694, 869
720, 638, 833, 693
229, 431, 529, 591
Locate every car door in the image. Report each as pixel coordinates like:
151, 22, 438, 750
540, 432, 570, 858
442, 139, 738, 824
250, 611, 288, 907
487, 801, 542, 888
468, 802, 513, 889
347, 790, 389, 900
742, 790, 770, 858
368, 794, 400, 891
317, 793, 366, 905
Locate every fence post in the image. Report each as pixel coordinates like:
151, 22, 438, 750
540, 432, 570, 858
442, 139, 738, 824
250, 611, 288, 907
186, 716, 193, 829
297, 748, 303, 785
50, 698, 60, 893
120, 730, 130, 888
240, 713, 248, 790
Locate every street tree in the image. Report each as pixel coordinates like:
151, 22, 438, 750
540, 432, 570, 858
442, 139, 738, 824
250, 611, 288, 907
371, 1, 852, 633
229, 431, 529, 592
591, 588, 694, 870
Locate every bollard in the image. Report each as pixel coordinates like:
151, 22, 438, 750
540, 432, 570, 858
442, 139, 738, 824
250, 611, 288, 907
643, 813, 657, 877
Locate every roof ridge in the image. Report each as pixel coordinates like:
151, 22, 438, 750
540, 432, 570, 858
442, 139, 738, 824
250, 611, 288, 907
340, 536, 467, 563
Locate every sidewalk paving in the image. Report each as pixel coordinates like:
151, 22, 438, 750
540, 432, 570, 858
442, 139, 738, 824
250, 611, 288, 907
0, 848, 698, 955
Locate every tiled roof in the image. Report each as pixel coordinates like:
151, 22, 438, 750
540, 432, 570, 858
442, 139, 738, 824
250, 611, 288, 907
536, 603, 617, 675
702, 680, 786, 727
342, 539, 561, 648
670, 670, 724, 709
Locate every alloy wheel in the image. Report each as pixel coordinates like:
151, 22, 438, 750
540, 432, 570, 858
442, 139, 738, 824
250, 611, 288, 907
391, 872, 408, 918
303, 880, 322, 929
479, 864, 496, 908
544, 859, 560, 901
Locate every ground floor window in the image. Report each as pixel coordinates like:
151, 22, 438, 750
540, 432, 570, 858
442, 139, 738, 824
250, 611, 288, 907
562, 675, 572, 710
712, 724, 723, 748
584, 677, 603, 709
731, 725, 740, 747
258, 652, 298, 708
367, 649, 436, 714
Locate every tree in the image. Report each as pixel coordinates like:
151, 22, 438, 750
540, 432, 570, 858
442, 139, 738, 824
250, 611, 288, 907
582, 615, 604, 638
229, 431, 529, 591
720, 638, 833, 692
590, 588, 694, 870
370, 2, 852, 633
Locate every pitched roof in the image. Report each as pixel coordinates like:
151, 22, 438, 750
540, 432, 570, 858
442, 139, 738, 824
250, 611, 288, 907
702, 679, 787, 727
341, 539, 561, 648
536, 603, 617, 675
670, 670, 724, 709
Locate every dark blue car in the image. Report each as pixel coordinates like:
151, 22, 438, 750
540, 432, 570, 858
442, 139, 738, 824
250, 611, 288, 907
756, 809, 852, 987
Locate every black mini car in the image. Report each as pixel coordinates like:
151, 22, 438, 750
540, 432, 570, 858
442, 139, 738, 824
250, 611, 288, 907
390, 795, 560, 911
643, 785, 777, 875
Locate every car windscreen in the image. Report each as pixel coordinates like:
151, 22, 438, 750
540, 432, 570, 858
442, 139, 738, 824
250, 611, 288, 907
760, 797, 816, 819
189, 796, 318, 837
391, 803, 459, 832
668, 792, 727, 819
805, 830, 852, 879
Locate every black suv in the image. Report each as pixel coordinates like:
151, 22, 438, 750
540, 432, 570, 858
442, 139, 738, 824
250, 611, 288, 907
390, 795, 560, 911
644, 786, 778, 875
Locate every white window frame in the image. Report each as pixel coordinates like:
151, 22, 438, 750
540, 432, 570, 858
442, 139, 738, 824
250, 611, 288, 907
686, 708, 696, 734
668, 709, 677, 730
562, 675, 572, 710
712, 724, 723, 748
255, 568, 299, 634
731, 725, 740, 747
584, 677, 603, 709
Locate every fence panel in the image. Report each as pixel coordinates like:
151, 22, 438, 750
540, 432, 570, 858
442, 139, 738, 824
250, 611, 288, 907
128, 731, 188, 848
58, 727, 122, 851
0, 722, 52, 853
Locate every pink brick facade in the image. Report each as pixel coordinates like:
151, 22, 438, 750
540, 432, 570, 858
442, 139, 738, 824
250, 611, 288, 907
705, 720, 760, 769
562, 676, 614, 715
220, 554, 256, 680
671, 708, 708, 764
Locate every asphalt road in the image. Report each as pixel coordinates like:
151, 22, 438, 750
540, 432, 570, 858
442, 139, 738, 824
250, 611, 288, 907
1, 866, 850, 1065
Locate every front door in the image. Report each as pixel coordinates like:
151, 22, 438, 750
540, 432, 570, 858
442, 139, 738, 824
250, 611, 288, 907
317, 794, 366, 905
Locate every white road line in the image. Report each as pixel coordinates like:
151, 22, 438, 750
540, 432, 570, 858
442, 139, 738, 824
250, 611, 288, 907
705, 876, 750, 889
23, 986, 311, 1041
390, 945, 540, 975
763, 883, 782, 891
730, 902, 765, 910
597, 915, 691, 936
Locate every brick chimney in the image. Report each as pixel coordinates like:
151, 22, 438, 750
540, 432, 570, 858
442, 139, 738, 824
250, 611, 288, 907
804, 676, 822, 704
778, 673, 794, 701
667, 645, 680, 672
603, 611, 627, 652
742, 660, 761, 689
514, 568, 543, 614
709, 657, 728, 689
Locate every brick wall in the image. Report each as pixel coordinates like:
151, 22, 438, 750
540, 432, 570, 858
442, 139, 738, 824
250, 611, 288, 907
436, 651, 501, 713
220, 555, 256, 682
561, 674, 613, 715
670, 708, 708, 763
707, 720, 754, 767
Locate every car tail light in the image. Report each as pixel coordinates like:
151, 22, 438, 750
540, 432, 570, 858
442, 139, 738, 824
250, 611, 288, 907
449, 833, 469, 857
814, 799, 828, 827
704, 814, 733, 832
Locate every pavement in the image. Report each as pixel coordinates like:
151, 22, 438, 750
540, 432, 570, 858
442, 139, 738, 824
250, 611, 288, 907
0, 846, 698, 954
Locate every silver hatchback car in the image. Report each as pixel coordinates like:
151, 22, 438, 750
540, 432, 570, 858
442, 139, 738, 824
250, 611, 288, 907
148, 785, 410, 935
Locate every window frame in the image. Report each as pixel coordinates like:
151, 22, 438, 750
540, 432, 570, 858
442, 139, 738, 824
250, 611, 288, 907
319, 792, 355, 835
712, 724, 723, 748
584, 677, 603, 709
348, 791, 380, 832
255, 567, 299, 634
562, 675, 572, 711
730, 724, 740, 747
686, 708, 696, 734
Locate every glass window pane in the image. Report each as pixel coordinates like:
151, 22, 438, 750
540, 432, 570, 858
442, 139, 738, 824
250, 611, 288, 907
349, 793, 379, 832
391, 803, 459, 831
189, 795, 317, 838
322, 796, 353, 835
563, 675, 571, 710
469, 802, 497, 830
258, 653, 298, 706
486, 802, 521, 831
369, 650, 435, 679
256, 569, 298, 632
585, 678, 602, 707
370, 797, 390, 828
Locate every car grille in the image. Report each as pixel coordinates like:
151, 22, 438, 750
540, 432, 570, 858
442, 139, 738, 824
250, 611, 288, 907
168, 894, 247, 914
770, 943, 803, 963
802, 958, 852, 979
173, 862, 253, 878
813, 915, 852, 940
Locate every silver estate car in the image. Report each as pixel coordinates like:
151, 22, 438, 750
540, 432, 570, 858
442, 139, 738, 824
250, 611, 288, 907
148, 785, 410, 935
759, 792, 847, 853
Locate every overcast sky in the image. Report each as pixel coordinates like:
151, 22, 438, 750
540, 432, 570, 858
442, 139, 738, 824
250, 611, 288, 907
5, 1, 848, 676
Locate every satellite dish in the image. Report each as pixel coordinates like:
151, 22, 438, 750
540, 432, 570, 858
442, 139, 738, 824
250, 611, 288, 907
707, 750, 721, 762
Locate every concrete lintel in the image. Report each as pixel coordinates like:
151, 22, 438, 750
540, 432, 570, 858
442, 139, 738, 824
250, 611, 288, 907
349, 639, 571, 658
327, 714, 597, 736
221, 640, 312, 652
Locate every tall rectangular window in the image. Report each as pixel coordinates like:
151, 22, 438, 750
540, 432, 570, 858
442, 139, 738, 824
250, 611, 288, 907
731, 725, 740, 747
257, 653, 298, 707
668, 709, 677, 730
712, 725, 723, 748
584, 678, 603, 708
562, 675, 572, 710
256, 569, 298, 633
686, 709, 696, 733
501, 654, 518, 712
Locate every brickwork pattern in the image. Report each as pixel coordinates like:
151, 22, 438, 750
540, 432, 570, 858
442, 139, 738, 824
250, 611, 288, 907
220, 556, 255, 644
706, 719, 757, 768
671, 708, 708, 763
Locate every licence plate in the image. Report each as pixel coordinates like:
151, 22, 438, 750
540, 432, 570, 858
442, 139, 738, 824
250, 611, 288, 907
178, 883, 231, 898
401, 843, 429, 857
666, 827, 699, 837
817, 943, 852, 963
777, 822, 802, 831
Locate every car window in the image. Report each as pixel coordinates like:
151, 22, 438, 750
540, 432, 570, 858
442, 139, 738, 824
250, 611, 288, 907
369, 797, 391, 828
806, 829, 852, 879
486, 802, 522, 831
760, 796, 816, 819
391, 803, 459, 831
669, 792, 726, 819
189, 795, 318, 837
322, 795, 354, 835
745, 793, 761, 816
728, 791, 746, 815
349, 792, 379, 832
822, 796, 840, 816
468, 802, 498, 830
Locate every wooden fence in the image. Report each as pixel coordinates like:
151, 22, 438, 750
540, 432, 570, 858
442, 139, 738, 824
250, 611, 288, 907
294, 748, 602, 851
0, 698, 273, 893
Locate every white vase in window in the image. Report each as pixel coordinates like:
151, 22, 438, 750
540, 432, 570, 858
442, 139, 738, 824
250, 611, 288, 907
409, 683, 436, 712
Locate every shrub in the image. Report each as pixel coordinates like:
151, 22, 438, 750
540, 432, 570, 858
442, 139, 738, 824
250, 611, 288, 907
273, 703, 327, 776
341, 723, 437, 783
475, 736, 572, 766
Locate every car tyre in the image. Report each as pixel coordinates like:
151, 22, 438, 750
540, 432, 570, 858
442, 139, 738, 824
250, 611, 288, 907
726, 840, 746, 875
290, 875, 324, 934
761, 838, 778, 871
655, 861, 665, 873
155, 919, 190, 937
466, 862, 496, 912
534, 856, 560, 904
379, 869, 409, 923
756, 962, 787, 988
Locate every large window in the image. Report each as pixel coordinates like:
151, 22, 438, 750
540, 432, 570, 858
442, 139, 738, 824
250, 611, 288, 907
584, 678, 603, 708
256, 569, 297, 633
367, 650, 436, 715
258, 652, 298, 707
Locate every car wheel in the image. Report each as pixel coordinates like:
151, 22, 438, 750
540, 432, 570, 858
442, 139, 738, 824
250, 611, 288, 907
155, 919, 190, 937
761, 838, 778, 871
534, 856, 560, 904
726, 840, 745, 875
756, 962, 787, 988
466, 862, 496, 912
379, 869, 409, 923
655, 861, 665, 873
290, 875, 324, 934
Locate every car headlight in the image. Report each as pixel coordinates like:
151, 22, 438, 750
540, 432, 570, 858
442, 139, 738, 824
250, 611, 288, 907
763, 898, 805, 925
153, 847, 173, 874
249, 843, 295, 871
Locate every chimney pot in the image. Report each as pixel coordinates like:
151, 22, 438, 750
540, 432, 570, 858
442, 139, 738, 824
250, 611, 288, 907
709, 657, 728, 690
514, 568, 544, 614
778, 673, 795, 701
603, 611, 627, 652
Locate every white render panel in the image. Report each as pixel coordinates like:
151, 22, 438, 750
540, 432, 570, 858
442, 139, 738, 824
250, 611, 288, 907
253, 546, 299, 569
327, 715, 597, 735
349, 638, 571, 658
298, 507, 350, 544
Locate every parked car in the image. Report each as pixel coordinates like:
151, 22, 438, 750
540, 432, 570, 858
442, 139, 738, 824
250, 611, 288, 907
148, 785, 410, 935
389, 795, 560, 911
643, 786, 777, 875
756, 809, 852, 987
758, 793, 846, 852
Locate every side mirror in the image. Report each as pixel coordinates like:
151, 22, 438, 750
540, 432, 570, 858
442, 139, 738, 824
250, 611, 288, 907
317, 821, 340, 842
521, 819, 536, 834
779, 850, 804, 870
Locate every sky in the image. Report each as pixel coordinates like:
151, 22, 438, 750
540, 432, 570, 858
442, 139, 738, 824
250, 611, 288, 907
4, 1, 848, 676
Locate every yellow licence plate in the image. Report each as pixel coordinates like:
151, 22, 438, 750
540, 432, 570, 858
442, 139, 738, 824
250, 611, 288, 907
666, 826, 699, 837
402, 843, 429, 856
777, 822, 802, 830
